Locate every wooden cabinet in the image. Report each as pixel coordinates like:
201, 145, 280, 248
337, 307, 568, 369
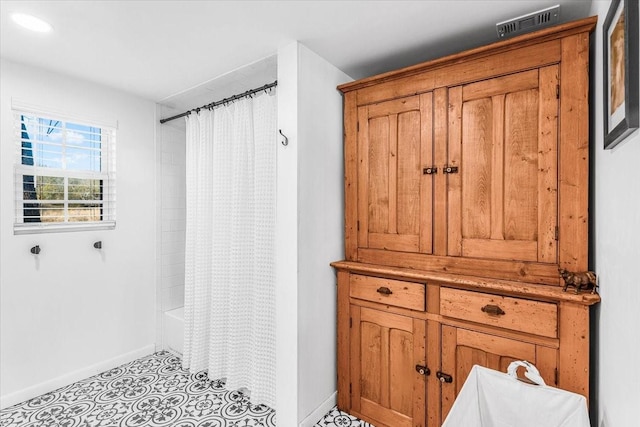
344, 18, 596, 285
334, 16, 599, 427
356, 67, 560, 265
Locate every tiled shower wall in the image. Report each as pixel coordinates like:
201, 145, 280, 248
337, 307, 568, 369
155, 105, 186, 348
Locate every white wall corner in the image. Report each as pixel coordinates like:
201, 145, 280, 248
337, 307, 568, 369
299, 392, 337, 427
275, 40, 301, 426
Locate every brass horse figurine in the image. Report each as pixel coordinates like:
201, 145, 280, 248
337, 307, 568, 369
559, 268, 597, 294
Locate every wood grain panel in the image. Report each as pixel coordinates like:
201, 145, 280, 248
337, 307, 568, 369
361, 306, 415, 331
558, 302, 590, 397
462, 238, 538, 262
440, 287, 557, 337
434, 40, 561, 90
357, 107, 370, 249
380, 325, 390, 408
360, 321, 382, 403
537, 65, 559, 263
357, 71, 436, 106
463, 69, 539, 101
447, 86, 463, 256
359, 399, 412, 427
426, 320, 441, 427
491, 95, 505, 240
419, 93, 434, 254
504, 88, 538, 241
356, 248, 564, 286
388, 115, 398, 235
389, 328, 414, 416
413, 319, 427, 427
440, 325, 457, 422
344, 92, 359, 261
350, 274, 425, 311
433, 88, 449, 256
337, 271, 351, 410
559, 33, 590, 272
350, 305, 362, 412
353, 307, 421, 427
397, 110, 421, 236
354, 40, 562, 105
368, 95, 420, 117
461, 97, 492, 240
456, 328, 537, 361
368, 233, 419, 252
359, 96, 425, 255
368, 116, 390, 234
535, 345, 558, 386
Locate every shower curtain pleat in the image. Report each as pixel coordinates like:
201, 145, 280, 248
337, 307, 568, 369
183, 91, 277, 408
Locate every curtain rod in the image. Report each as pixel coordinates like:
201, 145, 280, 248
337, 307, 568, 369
159, 80, 277, 124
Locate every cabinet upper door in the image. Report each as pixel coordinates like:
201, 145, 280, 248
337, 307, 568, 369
357, 94, 434, 254
446, 66, 559, 263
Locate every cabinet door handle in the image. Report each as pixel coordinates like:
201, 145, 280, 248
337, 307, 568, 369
376, 286, 393, 295
436, 371, 453, 383
481, 304, 506, 316
423, 166, 438, 175
443, 165, 459, 174
415, 365, 431, 376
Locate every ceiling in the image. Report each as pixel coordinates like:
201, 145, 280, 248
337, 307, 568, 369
1, 0, 594, 110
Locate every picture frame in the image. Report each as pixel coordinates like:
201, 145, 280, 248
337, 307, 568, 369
603, 0, 639, 149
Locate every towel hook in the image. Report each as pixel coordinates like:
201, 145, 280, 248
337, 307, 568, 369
93, 241, 102, 249
30, 245, 41, 255
279, 129, 289, 146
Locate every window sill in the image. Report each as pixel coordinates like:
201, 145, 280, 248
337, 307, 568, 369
14, 221, 116, 235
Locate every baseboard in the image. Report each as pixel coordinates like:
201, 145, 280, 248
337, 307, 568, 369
0, 344, 155, 410
299, 391, 337, 427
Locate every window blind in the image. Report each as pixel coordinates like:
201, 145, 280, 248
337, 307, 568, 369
14, 111, 116, 234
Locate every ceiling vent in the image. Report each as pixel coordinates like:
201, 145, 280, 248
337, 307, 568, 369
496, 5, 560, 39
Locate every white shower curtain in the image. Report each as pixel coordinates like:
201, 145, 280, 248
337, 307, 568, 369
183, 91, 277, 408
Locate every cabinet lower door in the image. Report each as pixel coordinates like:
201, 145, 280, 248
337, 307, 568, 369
440, 325, 557, 422
350, 305, 426, 427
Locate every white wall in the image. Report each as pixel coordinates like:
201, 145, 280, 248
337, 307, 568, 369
0, 59, 157, 408
589, 2, 640, 426
276, 42, 300, 427
155, 105, 186, 349
276, 42, 352, 426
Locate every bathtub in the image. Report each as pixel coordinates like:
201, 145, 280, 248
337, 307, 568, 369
164, 307, 184, 355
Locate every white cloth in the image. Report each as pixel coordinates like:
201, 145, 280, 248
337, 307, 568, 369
183, 91, 277, 408
442, 363, 590, 427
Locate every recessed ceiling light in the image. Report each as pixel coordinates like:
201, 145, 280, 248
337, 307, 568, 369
11, 13, 53, 33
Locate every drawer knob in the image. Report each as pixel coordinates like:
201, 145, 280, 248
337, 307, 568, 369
481, 304, 506, 316
376, 286, 393, 295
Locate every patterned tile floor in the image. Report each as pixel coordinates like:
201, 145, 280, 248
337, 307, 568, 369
313, 407, 373, 427
0, 351, 369, 427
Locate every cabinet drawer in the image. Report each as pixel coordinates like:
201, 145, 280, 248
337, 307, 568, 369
440, 288, 557, 338
350, 275, 425, 311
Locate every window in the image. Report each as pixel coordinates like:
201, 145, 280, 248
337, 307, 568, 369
14, 110, 116, 233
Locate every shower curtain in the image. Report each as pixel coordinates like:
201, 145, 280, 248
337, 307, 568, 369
183, 90, 277, 408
